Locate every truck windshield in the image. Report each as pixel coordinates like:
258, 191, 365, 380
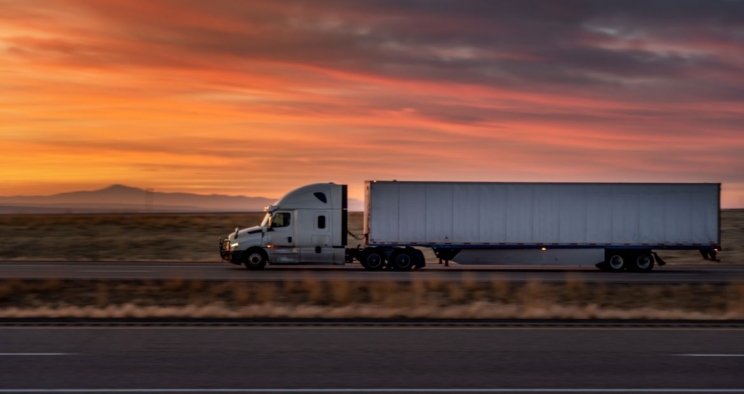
260, 213, 270, 227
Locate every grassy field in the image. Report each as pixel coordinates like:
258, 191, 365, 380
1, 279, 743, 320
0, 210, 741, 264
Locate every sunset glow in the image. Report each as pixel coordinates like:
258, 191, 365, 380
1, 1, 743, 206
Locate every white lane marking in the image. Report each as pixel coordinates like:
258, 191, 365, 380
78, 270, 153, 273
677, 354, 744, 357
0, 390, 744, 393
1, 326, 743, 332
0, 265, 63, 268
0, 265, 208, 270
0, 264, 215, 268
0, 353, 73, 356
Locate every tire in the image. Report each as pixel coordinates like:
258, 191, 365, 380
605, 253, 626, 272
243, 248, 268, 270
361, 249, 386, 270
629, 253, 654, 272
390, 250, 414, 271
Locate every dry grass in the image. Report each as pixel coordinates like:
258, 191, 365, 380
329, 277, 352, 305
0, 212, 365, 262
0, 213, 248, 261
1, 278, 744, 320
2, 303, 740, 320
0, 210, 741, 264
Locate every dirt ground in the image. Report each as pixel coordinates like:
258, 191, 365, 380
0, 210, 741, 264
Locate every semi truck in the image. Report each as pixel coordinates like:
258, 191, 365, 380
220, 181, 721, 272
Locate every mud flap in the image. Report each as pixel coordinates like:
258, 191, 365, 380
699, 249, 721, 262
652, 252, 666, 266
411, 248, 426, 269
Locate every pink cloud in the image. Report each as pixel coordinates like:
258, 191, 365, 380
0, 0, 742, 206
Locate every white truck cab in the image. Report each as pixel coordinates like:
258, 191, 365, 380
220, 183, 348, 269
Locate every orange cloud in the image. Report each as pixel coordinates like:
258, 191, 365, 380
1, 0, 743, 206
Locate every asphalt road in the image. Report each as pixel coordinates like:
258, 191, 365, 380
0, 324, 742, 392
1, 261, 744, 283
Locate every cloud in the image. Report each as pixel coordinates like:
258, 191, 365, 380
0, 0, 742, 205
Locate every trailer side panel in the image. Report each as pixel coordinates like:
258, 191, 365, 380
367, 182, 720, 249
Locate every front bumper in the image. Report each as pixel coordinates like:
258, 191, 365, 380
219, 238, 230, 260
220, 238, 240, 264
219, 238, 242, 265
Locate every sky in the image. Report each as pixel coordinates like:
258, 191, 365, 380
1, 0, 743, 206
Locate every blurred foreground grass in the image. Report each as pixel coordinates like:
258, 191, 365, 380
0, 278, 743, 319
0, 210, 741, 264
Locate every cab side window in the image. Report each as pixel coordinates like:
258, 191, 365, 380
271, 212, 291, 228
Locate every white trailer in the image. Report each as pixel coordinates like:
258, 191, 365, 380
220, 181, 721, 272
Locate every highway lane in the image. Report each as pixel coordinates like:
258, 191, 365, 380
1, 261, 744, 283
0, 324, 742, 392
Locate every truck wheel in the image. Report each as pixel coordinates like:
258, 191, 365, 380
390, 250, 414, 271
243, 248, 268, 270
605, 253, 626, 272
362, 249, 386, 270
629, 253, 654, 272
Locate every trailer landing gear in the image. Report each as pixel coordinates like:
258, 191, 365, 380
433, 248, 460, 268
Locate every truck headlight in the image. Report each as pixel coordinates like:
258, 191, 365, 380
230, 242, 239, 248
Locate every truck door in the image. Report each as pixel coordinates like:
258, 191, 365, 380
268, 211, 299, 263
300, 211, 336, 263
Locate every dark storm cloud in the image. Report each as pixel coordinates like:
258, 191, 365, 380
75, 0, 740, 103
6, 0, 742, 120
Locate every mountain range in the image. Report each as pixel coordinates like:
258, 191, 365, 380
0, 185, 364, 213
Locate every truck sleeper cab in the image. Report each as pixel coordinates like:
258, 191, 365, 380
220, 181, 721, 272
220, 183, 348, 269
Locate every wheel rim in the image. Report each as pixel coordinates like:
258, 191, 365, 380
636, 255, 652, 270
248, 253, 263, 265
395, 254, 411, 269
366, 253, 382, 268
609, 255, 624, 270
